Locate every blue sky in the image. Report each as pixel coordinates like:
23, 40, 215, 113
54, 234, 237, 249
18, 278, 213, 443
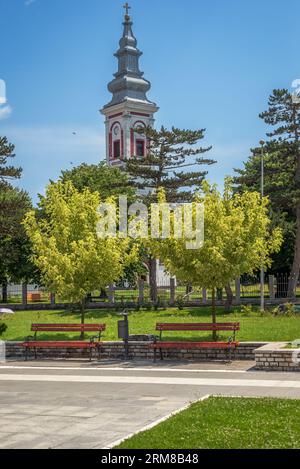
0, 0, 299, 203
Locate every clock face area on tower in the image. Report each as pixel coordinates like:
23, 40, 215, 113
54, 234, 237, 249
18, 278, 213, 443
108, 115, 149, 163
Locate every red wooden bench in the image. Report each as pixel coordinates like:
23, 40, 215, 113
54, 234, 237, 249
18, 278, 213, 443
150, 323, 240, 362
22, 323, 106, 361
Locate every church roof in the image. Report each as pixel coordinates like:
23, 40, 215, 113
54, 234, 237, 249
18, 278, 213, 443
103, 6, 156, 109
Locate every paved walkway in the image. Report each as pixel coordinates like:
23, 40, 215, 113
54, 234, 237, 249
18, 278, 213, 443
0, 360, 300, 449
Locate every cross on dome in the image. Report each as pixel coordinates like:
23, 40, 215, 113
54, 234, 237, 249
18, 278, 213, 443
123, 3, 131, 19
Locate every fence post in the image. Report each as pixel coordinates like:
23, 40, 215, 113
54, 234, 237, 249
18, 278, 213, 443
202, 288, 207, 304
108, 284, 115, 304
50, 293, 56, 306
2, 282, 8, 303
269, 275, 275, 300
235, 278, 241, 303
22, 283, 28, 306
170, 278, 176, 305
138, 279, 145, 304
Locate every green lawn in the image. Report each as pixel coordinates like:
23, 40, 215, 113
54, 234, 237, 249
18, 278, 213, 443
1, 306, 300, 342
116, 397, 300, 449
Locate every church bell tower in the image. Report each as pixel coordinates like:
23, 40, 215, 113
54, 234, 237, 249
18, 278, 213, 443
100, 4, 159, 166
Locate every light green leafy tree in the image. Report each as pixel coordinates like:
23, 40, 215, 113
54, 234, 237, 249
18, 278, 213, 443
24, 181, 137, 334
148, 182, 282, 338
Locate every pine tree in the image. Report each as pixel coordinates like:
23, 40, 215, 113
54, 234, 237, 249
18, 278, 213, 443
125, 126, 215, 204
124, 125, 215, 301
234, 140, 296, 275
0, 136, 24, 235
234, 89, 300, 297
0, 136, 22, 181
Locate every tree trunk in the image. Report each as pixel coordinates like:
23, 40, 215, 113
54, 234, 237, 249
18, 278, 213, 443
2, 282, 8, 303
224, 283, 233, 312
288, 204, 300, 298
211, 287, 217, 341
99, 288, 108, 299
288, 112, 300, 298
79, 300, 85, 340
149, 257, 158, 302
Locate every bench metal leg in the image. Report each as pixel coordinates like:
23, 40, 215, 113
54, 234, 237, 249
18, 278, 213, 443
34, 347, 37, 360
160, 348, 163, 361
229, 345, 232, 363
153, 348, 157, 363
98, 345, 102, 361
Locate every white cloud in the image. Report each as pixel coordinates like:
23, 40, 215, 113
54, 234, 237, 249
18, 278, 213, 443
0, 79, 7, 105
24, 0, 37, 6
0, 105, 12, 120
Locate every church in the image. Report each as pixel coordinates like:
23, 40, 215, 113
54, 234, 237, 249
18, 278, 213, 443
100, 4, 173, 288
100, 3, 158, 165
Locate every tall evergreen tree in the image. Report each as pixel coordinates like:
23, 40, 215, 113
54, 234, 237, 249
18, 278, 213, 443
125, 126, 215, 203
0, 136, 24, 236
234, 89, 300, 296
0, 136, 22, 181
124, 125, 215, 300
234, 141, 296, 275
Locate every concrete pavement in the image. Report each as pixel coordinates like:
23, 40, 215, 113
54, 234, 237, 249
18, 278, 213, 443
1, 360, 300, 449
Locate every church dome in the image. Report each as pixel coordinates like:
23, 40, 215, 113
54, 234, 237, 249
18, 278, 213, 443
104, 9, 156, 108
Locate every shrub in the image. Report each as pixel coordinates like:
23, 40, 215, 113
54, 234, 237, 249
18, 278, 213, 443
284, 303, 296, 317
175, 295, 185, 310
272, 303, 295, 317
240, 304, 254, 316
0, 323, 7, 337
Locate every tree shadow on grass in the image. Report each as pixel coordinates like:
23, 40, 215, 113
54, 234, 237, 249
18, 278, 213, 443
6, 306, 241, 342
57, 309, 114, 320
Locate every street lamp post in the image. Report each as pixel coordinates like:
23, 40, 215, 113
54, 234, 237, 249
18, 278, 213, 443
259, 140, 265, 312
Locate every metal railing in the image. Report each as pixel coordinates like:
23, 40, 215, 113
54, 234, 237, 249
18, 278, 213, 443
1, 274, 299, 308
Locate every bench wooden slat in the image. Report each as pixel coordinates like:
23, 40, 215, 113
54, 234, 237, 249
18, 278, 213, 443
156, 323, 240, 332
23, 341, 100, 348
31, 324, 106, 332
151, 341, 239, 349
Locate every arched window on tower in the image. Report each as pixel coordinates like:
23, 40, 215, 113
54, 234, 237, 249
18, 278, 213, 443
110, 122, 123, 159
114, 140, 121, 158
132, 121, 146, 158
